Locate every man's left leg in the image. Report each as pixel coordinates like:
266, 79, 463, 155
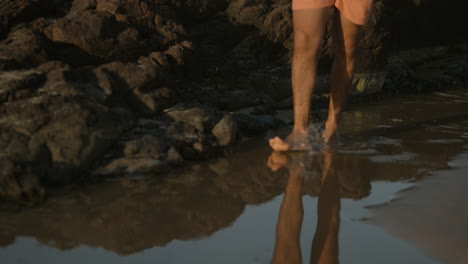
322, 11, 362, 144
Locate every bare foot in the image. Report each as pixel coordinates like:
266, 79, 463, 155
269, 131, 311, 151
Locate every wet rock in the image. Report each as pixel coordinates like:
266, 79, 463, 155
212, 114, 238, 146
219, 90, 258, 111
352, 72, 387, 95
233, 113, 282, 136
165, 107, 215, 133
0, 158, 45, 202
123, 135, 168, 160
0, 159, 21, 200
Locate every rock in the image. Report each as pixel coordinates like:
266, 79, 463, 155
167, 147, 183, 163
0, 24, 51, 70
164, 41, 194, 65
0, 158, 45, 202
0, 0, 37, 37
123, 135, 168, 160
0, 70, 46, 103
233, 113, 282, 135
69, 0, 97, 14
44, 10, 155, 62
219, 90, 258, 111
95, 62, 176, 114
352, 71, 387, 95
1, 90, 135, 184
0, 159, 21, 200
212, 114, 238, 146
165, 107, 215, 132
165, 122, 199, 144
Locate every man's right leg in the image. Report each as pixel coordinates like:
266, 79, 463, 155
269, 7, 330, 151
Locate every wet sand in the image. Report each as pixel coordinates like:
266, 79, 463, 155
369, 152, 468, 264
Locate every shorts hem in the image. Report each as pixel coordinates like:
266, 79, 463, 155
292, 0, 334, 10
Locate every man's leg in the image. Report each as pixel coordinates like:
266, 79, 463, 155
322, 12, 361, 144
270, 7, 330, 151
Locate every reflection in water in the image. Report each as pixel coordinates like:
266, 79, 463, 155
270, 150, 341, 264
1, 89, 468, 263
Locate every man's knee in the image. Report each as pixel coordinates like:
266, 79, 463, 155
293, 30, 322, 59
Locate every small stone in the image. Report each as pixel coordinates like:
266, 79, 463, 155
165, 107, 214, 132
212, 114, 238, 146
167, 147, 183, 163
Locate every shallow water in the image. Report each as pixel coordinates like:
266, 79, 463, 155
1, 89, 468, 264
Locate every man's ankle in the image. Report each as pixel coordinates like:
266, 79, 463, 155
292, 127, 308, 135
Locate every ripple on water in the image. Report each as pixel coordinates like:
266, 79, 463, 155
426, 139, 464, 144
369, 152, 417, 163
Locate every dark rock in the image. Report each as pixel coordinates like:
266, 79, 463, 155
212, 114, 238, 146
69, 0, 97, 14
233, 112, 281, 135
0, 158, 45, 202
96, 61, 175, 113
0, 70, 46, 103
0, 23, 51, 70
1, 92, 135, 184
165, 122, 199, 145
165, 107, 215, 133
219, 90, 258, 111
167, 147, 183, 163
164, 41, 194, 65
0, 0, 38, 37
44, 10, 156, 62
123, 135, 168, 159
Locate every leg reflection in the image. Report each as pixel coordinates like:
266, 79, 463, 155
311, 149, 340, 264
270, 152, 305, 264
268, 150, 340, 264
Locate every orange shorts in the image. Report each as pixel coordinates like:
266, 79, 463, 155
292, 0, 373, 25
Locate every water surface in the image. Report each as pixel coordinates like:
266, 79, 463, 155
1, 89, 468, 264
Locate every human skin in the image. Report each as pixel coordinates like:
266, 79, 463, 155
269, 150, 340, 264
269, 7, 361, 150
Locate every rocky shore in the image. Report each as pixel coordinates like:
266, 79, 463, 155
1, 0, 468, 202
